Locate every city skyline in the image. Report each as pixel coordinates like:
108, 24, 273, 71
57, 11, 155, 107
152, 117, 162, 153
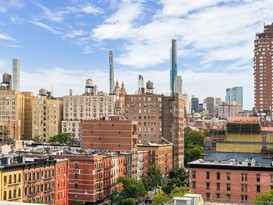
1, 1, 273, 109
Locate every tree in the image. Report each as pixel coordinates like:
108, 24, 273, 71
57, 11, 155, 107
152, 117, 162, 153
254, 189, 273, 204
184, 144, 203, 165
142, 166, 163, 191
110, 189, 122, 205
32, 135, 42, 143
121, 198, 135, 205
72, 201, 82, 205
152, 191, 171, 205
162, 168, 187, 194
119, 177, 147, 200
48, 133, 75, 145
170, 186, 190, 198
184, 131, 205, 165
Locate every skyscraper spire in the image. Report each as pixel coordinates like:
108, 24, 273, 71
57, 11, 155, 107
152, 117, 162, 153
109, 50, 114, 94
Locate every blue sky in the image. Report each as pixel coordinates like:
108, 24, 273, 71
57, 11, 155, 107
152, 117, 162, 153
1, 0, 273, 110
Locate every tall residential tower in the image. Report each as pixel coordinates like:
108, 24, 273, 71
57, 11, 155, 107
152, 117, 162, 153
170, 39, 178, 96
254, 23, 273, 112
109, 50, 114, 94
12, 59, 20, 91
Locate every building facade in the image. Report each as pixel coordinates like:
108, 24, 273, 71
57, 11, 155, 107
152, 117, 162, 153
225, 86, 243, 106
12, 59, 20, 91
0, 89, 24, 142
254, 23, 273, 112
189, 159, 273, 203
32, 94, 63, 142
62, 90, 116, 139
125, 93, 163, 144
138, 144, 173, 176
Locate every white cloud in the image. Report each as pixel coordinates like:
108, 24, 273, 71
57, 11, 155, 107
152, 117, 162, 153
81, 4, 103, 15
63, 29, 86, 38
91, 0, 273, 69
8, 0, 24, 9
31, 21, 62, 36
82, 46, 92, 54
34, 2, 65, 23
10, 15, 24, 24
0, 33, 15, 41
92, 0, 144, 40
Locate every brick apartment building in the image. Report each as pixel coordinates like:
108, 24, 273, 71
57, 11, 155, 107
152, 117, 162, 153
81, 116, 138, 179
188, 158, 273, 203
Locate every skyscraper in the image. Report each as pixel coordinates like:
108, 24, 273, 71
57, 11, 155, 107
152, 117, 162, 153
109, 50, 114, 94
254, 23, 273, 112
174, 75, 182, 95
170, 39, 178, 96
191, 96, 199, 113
12, 59, 20, 91
137, 75, 144, 94
225, 86, 243, 106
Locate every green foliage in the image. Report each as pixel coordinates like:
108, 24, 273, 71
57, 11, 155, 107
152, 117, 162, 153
152, 191, 171, 205
184, 131, 205, 164
162, 168, 187, 194
72, 201, 82, 205
203, 128, 210, 136
119, 177, 147, 199
254, 189, 273, 204
48, 133, 74, 145
170, 186, 190, 198
110, 189, 122, 205
142, 166, 163, 191
121, 198, 135, 205
32, 135, 42, 143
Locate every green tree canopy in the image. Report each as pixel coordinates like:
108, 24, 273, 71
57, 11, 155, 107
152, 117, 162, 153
152, 191, 171, 205
254, 189, 273, 204
48, 133, 74, 145
119, 177, 147, 200
162, 168, 187, 194
184, 130, 205, 165
121, 198, 135, 205
110, 189, 122, 205
142, 166, 163, 191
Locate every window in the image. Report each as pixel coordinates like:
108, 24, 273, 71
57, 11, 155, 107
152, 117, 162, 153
75, 183, 78, 189
18, 174, 21, 182
192, 181, 196, 189
241, 195, 248, 202
75, 173, 78, 179
206, 182, 210, 190
241, 173, 247, 181
192, 171, 196, 179
3, 191, 6, 200
206, 172, 210, 179
216, 193, 220, 201
226, 194, 231, 201
227, 183, 231, 191
256, 174, 260, 182
241, 184, 248, 192
227, 172, 230, 180
216, 172, 220, 180
18, 188, 21, 197
75, 162, 79, 169
206, 193, 210, 201
4, 176, 7, 184
257, 185, 261, 193
13, 189, 16, 198
9, 190, 11, 199
217, 183, 220, 190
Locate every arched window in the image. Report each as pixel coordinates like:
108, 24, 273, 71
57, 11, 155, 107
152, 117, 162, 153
3, 191, 6, 200
18, 188, 21, 197
75, 183, 78, 189
9, 190, 11, 199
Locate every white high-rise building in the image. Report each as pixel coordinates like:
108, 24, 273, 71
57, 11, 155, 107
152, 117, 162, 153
12, 59, 20, 91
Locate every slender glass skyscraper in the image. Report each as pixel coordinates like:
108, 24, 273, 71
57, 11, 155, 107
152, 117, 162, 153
225, 86, 243, 106
170, 39, 178, 96
12, 59, 20, 91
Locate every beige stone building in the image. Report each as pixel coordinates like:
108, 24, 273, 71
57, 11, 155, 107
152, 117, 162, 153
62, 93, 116, 139
22, 92, 38, 139
0, 89, 24, 142
32, 92, 63, 142
218, 100, 243, 119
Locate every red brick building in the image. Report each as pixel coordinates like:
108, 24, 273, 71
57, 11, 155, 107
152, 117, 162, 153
81, 116, 138, 179
54, 159, 69, 205
188, 159, 273, 203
